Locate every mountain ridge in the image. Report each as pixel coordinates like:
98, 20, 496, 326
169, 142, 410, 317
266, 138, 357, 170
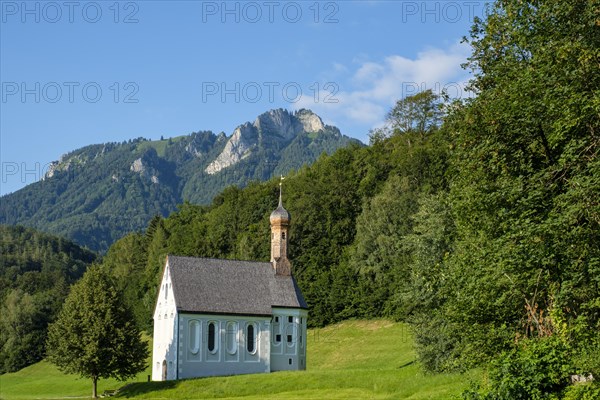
0, 108, 361, 252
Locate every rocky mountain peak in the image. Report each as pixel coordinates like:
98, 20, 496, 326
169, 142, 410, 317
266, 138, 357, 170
204, 109, 334, 175
1, 108, 360, 252
205, 122, 257, 175
295, 109, 325, 133
253, 108, 298, 140
204, 108, 325, 175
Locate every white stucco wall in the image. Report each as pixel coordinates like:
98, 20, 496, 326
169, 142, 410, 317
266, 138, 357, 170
177, 314, 271, 379
270, 308, 308, 371
152, 261, 178, 381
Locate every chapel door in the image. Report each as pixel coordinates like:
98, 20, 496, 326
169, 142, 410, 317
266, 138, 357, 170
162, 360, 167, 380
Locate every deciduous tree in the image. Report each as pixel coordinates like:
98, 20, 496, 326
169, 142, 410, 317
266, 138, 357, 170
46, 266, 148, 398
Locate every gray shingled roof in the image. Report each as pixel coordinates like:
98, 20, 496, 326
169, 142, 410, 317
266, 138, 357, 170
167, 255, 307, 316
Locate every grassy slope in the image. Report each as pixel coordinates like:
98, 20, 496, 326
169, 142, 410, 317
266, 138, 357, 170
136, 136, 187, 157
0, 360, 151, 400
0, 321, 478, 400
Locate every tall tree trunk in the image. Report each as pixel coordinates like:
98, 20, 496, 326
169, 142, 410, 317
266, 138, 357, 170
92, 376, 98, 399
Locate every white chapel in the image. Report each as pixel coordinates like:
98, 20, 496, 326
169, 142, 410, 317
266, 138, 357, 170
151, 187, 308, 380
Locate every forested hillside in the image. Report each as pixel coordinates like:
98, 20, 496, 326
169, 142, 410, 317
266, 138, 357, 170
1, 1, 597, 398
98, 90, 450, 331
0, 225, 97, 373
99, 1, 599, 397
0, 109, 359, 252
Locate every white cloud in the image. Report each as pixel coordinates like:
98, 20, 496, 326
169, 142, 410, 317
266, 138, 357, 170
332, 62, 349, 74
294, 41, 471, 131
353, 62, 386, 85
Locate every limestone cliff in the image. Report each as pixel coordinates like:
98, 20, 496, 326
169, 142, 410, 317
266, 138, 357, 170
205, 109, 330, 175
2, 108, 360, 252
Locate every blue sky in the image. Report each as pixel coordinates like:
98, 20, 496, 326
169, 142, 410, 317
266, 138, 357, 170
0, 1, 489, 195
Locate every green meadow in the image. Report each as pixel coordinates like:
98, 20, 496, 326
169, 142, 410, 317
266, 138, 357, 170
0, 321, 478, 400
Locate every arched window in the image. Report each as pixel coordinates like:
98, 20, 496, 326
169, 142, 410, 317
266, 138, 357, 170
188, 320, 200, 354
226, 322, 238, 355
208, 322, 217, 353
246, 323, 256, 353
281, 232, 286, 239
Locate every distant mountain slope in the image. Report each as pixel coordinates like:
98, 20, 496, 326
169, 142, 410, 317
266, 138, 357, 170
0, 225, 97, 373
0, 109, 361, 252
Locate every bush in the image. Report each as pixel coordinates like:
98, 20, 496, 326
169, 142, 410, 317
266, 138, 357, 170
562, 384, 600, 400
464, 336, 572, 399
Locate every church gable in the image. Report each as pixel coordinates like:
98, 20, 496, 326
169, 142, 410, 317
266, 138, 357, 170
152, 260, 178, 381
154, 260, 176, 320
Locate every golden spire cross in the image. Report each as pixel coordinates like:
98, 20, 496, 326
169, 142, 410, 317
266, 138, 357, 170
279, 175, 285, 206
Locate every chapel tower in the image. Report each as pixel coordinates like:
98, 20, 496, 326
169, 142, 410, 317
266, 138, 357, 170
270, 177, 291, 276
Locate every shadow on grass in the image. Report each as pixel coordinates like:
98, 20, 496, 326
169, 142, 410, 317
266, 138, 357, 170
397, 360, 415, 369
116, 380, 178, 398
